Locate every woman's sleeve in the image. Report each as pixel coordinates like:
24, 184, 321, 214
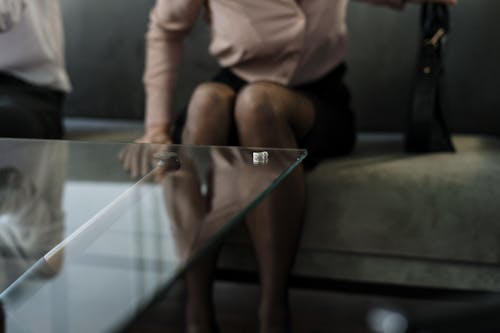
143, 0, 204, 130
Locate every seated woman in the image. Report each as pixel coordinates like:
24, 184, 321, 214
132, 0, 457, 331
0, 0, 70, 139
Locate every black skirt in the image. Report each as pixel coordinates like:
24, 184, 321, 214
174, 64, 356, 169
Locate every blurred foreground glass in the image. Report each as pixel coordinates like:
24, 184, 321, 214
0, 138, 306, 333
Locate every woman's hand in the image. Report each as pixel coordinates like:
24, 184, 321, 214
119, 125, 173, 179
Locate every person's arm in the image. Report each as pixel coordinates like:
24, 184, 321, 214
141, 0, 204, 144
0, 0, 26, 32
354, 0, 456, 10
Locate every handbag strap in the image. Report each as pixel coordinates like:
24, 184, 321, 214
405, 3, 455, 153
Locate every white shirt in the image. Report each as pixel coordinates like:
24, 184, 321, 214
0, 0, 70, 92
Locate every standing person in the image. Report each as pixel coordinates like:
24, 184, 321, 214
135, 0, 457, 331
0, 0, 70, 139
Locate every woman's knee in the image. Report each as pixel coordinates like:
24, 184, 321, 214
183, 83, 235, 144
234, 83, 286, 132
187, 83, 235, 121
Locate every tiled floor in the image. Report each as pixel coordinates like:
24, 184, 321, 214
124, 280, 473, 333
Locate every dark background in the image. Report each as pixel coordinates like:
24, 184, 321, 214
60, 0, 500, 135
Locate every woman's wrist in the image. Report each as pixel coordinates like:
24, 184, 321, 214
137, 124, 172, 144
146, 124, 170, 135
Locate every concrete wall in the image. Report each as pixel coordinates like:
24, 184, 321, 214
61, 0, 500, 135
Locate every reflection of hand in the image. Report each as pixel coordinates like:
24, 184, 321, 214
119, 143, 182, 181
119, 144, 181, 182
119, 143, 160, 179
120, 125, 174, 179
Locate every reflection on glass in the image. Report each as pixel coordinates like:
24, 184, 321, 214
163, 147, 275, 259
0, 141, 66, 292
0, 140, 305, 333
0, 140, 67, 333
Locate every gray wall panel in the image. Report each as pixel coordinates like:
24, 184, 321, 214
61, 0, 154, 119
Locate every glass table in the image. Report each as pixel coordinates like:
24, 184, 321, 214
0, 138, 306, 333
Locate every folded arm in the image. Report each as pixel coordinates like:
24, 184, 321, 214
0, 0, 26, 32
142, 0, 204, 144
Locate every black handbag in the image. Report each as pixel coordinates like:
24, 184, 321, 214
405, 3, 455, 153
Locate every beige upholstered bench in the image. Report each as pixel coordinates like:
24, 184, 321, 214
65, 119, 500, 292
219, 135, 500, 292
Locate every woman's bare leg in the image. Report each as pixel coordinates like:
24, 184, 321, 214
181, 83, 235, 333
234, 82, 315, 333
